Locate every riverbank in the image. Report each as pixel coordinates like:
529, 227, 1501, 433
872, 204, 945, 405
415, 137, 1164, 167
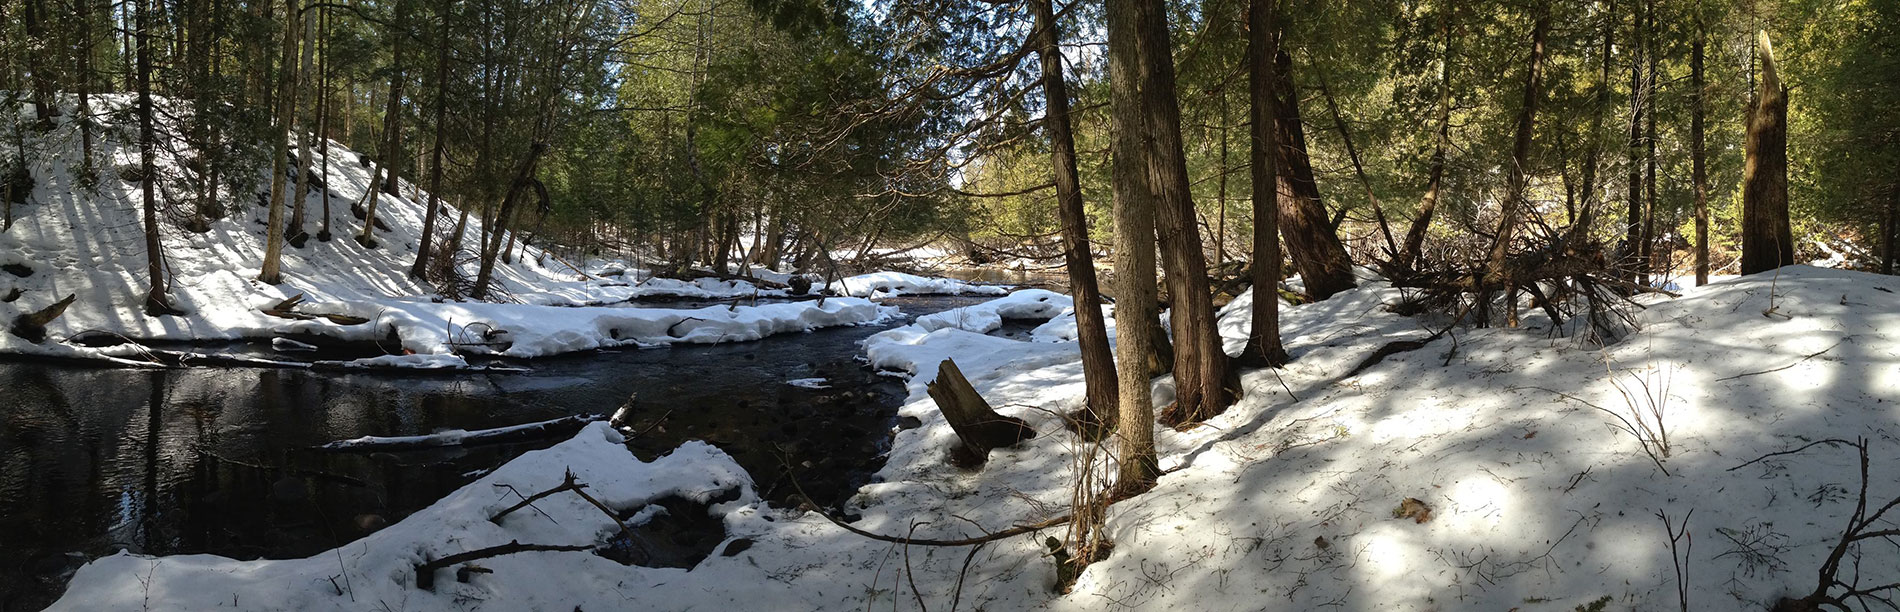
47, 265, 1900, 610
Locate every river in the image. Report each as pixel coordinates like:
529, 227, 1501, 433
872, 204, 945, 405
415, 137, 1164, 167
0, 295, 995, 611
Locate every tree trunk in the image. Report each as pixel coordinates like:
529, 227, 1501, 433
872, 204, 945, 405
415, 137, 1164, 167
1480, 2, 1548, 328
1877, 184, 1892, 275
287, 7, 316, 246
1641, 0, 1658, 285
412, 0, 454, 280
23, 0, 55, 122
472, 143, 549, 300
927, 359, 1038, 468
1400, 3, 1456, 272
1692, 28, 1709, 285
1032, 0, 1118, 431
259, 0, 301, 284
1315, 68, 1396, 259
1739, 30, 1792, 275
359, 14, 407, 248
317, 4, 334, 242
1625, 0, 1645, 283
1883, 188, 1896, 276
1124, 0, 1232, 427
1572, 0, 1611, 239
1105, 0, 1161, 492
1238, 0, 1288, 368
135, 0, 176, 316
77, 0, 97, 174
1272, 48, 1357, 301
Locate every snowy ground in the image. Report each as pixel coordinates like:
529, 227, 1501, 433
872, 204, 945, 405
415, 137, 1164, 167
831, 271, 1011, 298
0, 96, 887, 364
50, 265, 1900, 611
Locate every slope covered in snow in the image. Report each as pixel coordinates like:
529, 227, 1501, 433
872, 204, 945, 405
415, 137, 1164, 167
51, 265, 1899, 610
0, 97, 879, 361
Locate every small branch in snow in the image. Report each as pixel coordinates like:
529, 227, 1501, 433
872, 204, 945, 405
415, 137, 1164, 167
489, 470, 649, 562
490, 472, 587, 524
1726, 439, 1857, 472
413, 540, 593, 591
1714, 338, 1847, 382
1657, 508, 1693, 612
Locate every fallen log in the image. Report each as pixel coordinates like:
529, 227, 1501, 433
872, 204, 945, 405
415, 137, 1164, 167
312, 413, 604, 452
926, 358, 1037, 468
259, 292, 373, 325
9, 293, 76, 343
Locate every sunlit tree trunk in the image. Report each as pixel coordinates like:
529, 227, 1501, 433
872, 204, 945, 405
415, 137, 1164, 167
1740, 31, 1792, 274
136, 0, 176, 315
1105, 0, 1160, 493
1272, 48, 1356, 301
259, 0, 301, 284
288, 7, 317, 246
1692, 26, 1709, 285
1125, 0, 1233, 427
1032, 0, 1119, 430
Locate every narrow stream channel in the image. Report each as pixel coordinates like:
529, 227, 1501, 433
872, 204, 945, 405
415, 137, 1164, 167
0, 295, 995, 611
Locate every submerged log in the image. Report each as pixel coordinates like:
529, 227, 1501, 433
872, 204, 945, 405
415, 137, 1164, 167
9, 292, 76, 343
926, 358, 1036, 468
312, 413, 605, 452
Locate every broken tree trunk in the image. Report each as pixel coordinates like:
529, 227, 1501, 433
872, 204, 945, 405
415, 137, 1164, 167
926, 359, 1036, 468
1740, 30, 1794, 275
9, 292, 76, 343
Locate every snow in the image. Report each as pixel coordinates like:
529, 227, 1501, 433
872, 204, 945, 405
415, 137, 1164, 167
42, 218, 1900, 611
829, 271, 1009, 298
0, 96, 880, 363
786, 377, 830, 389
909, 288, 1070, 334
272, 295, 895, 358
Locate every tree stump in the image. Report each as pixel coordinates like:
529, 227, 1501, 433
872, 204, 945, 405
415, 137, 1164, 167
926, 358, 1036, 468
9, 293, 75, 344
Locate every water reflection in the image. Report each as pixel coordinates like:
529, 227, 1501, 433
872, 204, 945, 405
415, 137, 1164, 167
0, 295, 977, 611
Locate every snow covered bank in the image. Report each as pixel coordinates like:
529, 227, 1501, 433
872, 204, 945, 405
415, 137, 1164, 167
0, 97, 876, 361
272, 295, 895, 358
49, 423, 763, 611
50, 266, 1900, 610
830, 271, 1009, 298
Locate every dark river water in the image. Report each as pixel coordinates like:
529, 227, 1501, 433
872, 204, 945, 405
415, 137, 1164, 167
0, 295, 998, 611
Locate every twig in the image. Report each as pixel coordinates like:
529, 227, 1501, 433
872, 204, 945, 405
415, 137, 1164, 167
1715, 338, 1847, 381
413, 541, 592, 591
490, 471, 588, 523
1726, 439, 1857, 472
1658, 508, 1693, 612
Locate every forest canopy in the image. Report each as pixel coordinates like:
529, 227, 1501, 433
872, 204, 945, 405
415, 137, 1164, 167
0, 0, 1894, 280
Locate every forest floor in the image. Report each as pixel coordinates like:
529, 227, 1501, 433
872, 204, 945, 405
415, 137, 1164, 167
44, 261, 1900, 611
